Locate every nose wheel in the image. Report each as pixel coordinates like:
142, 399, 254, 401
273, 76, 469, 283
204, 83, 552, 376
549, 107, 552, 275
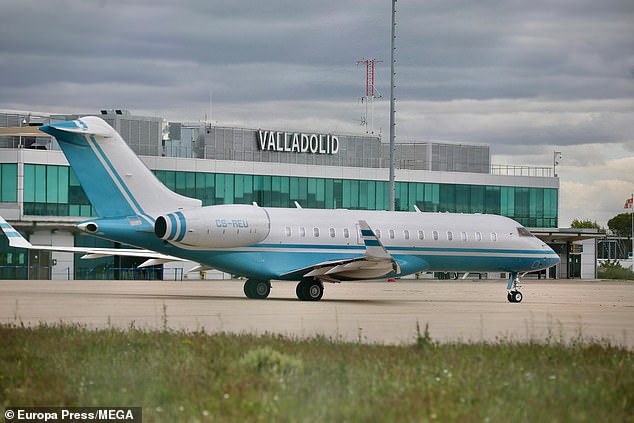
506, 272, 524, 303
507, 290, 523, 303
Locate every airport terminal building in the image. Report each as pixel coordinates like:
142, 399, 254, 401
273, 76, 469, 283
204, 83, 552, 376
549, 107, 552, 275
1, 109, 590, 280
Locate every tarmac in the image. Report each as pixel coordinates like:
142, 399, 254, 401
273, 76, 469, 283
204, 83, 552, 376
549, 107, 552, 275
0, 279, 632, 348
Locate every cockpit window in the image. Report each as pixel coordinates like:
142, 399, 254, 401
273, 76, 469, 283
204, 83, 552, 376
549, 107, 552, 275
517, 227, 534, 237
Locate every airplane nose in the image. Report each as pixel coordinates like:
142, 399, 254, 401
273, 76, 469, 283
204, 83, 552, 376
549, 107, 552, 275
545, 245, 561, 267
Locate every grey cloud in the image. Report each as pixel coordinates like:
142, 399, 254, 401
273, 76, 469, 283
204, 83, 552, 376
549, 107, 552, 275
1, 0, 633, 143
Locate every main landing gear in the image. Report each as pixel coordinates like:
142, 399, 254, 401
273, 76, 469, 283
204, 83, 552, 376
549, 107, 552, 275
507, 272, 523, 303
244, 279, 271, 299
296, 278, 324, 301
243, 278, 325, 301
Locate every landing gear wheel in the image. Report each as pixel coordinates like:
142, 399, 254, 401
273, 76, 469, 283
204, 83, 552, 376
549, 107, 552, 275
296, 279, 323, 301
507, 290, 523, 303
244, 279, 270, 299
506, 272, 524, 303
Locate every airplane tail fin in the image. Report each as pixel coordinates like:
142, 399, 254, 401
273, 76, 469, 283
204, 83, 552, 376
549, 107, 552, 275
39, 116, 201, 219
0, 215, 32, 249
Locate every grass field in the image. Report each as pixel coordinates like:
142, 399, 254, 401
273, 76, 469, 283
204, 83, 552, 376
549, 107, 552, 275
1, 322, 632, 422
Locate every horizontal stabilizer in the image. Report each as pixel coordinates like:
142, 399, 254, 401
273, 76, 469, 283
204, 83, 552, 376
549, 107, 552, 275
40, 119, 113, 138
81, 253, 112, 259
0, 127, 49, 137
0, 216, 32, 249
138, 258, 175, 268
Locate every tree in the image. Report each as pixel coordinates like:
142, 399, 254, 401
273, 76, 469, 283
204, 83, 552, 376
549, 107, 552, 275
570, 218, 605, 232
607, 213, 633, 238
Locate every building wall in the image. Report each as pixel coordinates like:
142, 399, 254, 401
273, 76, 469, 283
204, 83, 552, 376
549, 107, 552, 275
30, 229, 74, 280
100, 110, 163, 157
1, 149, 559, 228
199, 125, 491, 172
581, 238, 597, 279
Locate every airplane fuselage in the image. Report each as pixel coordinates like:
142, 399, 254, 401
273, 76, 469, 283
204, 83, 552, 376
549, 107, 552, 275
85, 206, 558, 281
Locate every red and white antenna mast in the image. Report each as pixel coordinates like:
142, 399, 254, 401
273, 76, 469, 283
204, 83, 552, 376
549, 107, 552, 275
357, 58, 382, 134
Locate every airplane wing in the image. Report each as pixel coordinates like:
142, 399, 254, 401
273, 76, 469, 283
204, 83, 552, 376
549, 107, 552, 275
279, 220, 401, 282
0, 216, 185, 268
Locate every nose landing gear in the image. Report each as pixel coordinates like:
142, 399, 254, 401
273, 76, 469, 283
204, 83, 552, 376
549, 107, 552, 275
507, 272, 524, 303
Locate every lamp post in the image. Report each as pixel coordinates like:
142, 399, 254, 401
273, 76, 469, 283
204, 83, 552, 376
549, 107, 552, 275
630, 193, 634, 259
388, 0, 397, 211
553, 151, 562, 177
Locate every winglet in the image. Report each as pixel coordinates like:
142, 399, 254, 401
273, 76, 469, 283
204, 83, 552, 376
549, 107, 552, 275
358, 220, 392, 260
0, 216, 33, 249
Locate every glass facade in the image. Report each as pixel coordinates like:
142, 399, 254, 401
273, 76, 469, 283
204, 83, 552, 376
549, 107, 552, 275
154, 170, 558, 228
23, 164, 94, 216
0, 164, 17, 202
0, 233, 28, 279
5, 163, 557, 227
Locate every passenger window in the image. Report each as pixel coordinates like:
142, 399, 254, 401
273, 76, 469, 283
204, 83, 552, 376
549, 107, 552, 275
404, 230, 410, 240
285, 227, 291, 237
447, 231, 453, 241
433, 231, 439, 241
491, 232, 497, 242
343, 228, 350, 238
475, 232, 482, 241
313, 228, 320, 237
461, 231, 467, 241
418, 230, 424, 240
389, 229, 395, 239
329, 228, 336, 238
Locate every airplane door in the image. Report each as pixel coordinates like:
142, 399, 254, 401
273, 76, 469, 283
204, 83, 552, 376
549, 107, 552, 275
355, 223, 363, 245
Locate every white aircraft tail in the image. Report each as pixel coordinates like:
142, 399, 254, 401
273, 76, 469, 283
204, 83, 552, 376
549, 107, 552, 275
40, 117, 201, 218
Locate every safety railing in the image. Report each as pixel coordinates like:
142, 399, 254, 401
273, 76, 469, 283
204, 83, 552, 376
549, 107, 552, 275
490, 164, 553, 177
76, 267, 184, 281
0, 266, 51, 280
0, 266, 183, 281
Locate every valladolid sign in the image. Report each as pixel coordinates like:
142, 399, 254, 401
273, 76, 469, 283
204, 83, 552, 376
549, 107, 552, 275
257, 130, 339, 155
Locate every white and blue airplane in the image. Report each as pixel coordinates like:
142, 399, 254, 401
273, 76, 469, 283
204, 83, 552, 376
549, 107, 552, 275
0, 116, 559, 302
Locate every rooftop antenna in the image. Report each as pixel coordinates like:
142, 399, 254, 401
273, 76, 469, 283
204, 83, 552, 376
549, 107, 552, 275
357, 58, 382, 135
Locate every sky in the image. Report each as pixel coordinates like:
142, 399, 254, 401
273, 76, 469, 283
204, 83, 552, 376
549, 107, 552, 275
1, 0, 633, 227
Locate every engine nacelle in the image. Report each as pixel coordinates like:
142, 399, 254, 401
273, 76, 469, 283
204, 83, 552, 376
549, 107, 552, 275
154, 204, 270, 248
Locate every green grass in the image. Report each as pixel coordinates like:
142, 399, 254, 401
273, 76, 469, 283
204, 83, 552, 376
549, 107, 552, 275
1, 323, 632, 422
598, 260, 634, 280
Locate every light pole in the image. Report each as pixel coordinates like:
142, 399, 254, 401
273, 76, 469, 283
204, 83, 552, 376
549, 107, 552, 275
388, 0, 397, 211
553, 151, 562, 177
630, 193, 634, 259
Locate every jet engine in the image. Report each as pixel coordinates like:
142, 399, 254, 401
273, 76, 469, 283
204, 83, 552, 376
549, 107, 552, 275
154, 204, 270, 248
